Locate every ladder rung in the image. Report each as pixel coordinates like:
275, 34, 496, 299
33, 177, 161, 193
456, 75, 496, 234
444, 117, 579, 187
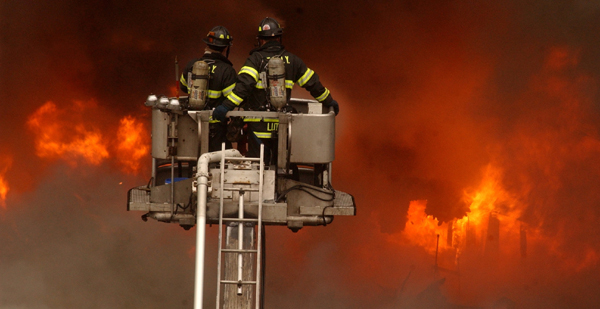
221, 249, 258, 253
222, 187, 260, 192
221, 218, 259, 222
220, 280, 257, 285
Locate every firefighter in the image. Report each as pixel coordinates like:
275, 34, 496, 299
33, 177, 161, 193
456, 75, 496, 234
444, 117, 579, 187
180, 26, 236, 152
213, 17, 339, 165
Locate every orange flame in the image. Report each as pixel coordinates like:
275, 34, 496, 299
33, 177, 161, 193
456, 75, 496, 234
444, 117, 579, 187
453, 164, 523, 255
399, 200, 442, 253
390, 164, 523, 266
26, 100, 150, 175
27, 101, 109, 166
115, 116, 150, 174
0, 156, 12, 208
391, 46, 600, 276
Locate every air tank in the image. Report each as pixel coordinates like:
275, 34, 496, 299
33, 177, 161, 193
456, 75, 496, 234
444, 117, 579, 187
267, 57, 286, 110
189, 61, 209, 110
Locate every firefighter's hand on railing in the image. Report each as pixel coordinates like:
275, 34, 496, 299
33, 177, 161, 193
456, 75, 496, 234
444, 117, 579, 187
327, 100, 339, 116
212, 105, 230, 123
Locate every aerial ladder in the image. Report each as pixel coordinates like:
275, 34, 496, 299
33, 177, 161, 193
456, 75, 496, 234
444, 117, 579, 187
127, 95, 356, 308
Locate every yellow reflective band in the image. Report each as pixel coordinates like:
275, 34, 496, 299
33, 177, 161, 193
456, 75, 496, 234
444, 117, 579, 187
208, 90, 222, 99
297, 68, 314, 87
244, 117, 279, 122
239, 66, 259, 82
254, 132, 272, 139
209, 116, 221, 123
315, 88, 330, 102
222, 83, 235, 97
180, 75, 188, 88
227, 92, 243, 106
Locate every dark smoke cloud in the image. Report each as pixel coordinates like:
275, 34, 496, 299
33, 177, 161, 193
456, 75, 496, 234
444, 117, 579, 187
2, 0, 600, 308
0, 164, 196, 308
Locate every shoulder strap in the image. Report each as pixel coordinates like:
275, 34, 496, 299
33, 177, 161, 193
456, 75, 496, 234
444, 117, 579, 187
257, 50, 286, 73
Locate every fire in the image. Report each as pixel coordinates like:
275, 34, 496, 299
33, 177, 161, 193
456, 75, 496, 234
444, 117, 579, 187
391, 46, 600, 278
455, 164, 522, 241
0, 177, 8, 208
26, 101, 149, 175
115, 116, 150, 174
27, 101, 109, 166
391, 164, 523, 263
400, 200, 442, 253
0, 156, 12, 208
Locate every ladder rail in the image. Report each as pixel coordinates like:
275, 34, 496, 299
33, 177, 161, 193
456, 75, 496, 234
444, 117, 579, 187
255, 144, 264, 309
215, 143, 226, 308
215, 143, 265, 308
237, 191, 244, 295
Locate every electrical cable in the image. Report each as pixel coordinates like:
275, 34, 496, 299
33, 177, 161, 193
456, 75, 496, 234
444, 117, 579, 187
174, 192, 194, 214
146, 176, 154, 188
276, 184, 334, 202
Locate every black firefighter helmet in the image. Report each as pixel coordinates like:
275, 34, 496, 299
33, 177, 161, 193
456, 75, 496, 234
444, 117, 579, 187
203, 26, 233, 49
257, 17, 283, 38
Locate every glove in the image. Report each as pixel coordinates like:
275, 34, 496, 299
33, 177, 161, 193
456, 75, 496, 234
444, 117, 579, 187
226, 117, 244, 142
212, 105, 231, 123
328, 100, 339, 115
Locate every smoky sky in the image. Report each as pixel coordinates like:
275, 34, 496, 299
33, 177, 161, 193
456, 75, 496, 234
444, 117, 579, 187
2, 0, 600, 308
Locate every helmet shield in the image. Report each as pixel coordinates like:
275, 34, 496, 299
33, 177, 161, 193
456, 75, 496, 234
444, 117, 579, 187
203, 26, 233, 47
258, 17, 283, 38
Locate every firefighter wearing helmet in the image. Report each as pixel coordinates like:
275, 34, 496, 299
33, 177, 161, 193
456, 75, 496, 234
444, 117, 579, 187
180, 26, 237, 151
213, 17, 340, 165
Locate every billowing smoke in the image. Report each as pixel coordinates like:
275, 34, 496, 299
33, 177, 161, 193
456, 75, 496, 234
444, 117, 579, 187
2, 0, 600, 308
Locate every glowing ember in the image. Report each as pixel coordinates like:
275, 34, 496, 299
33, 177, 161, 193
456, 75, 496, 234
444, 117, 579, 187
115, 116, 149, 174
27, 101, 109, 165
